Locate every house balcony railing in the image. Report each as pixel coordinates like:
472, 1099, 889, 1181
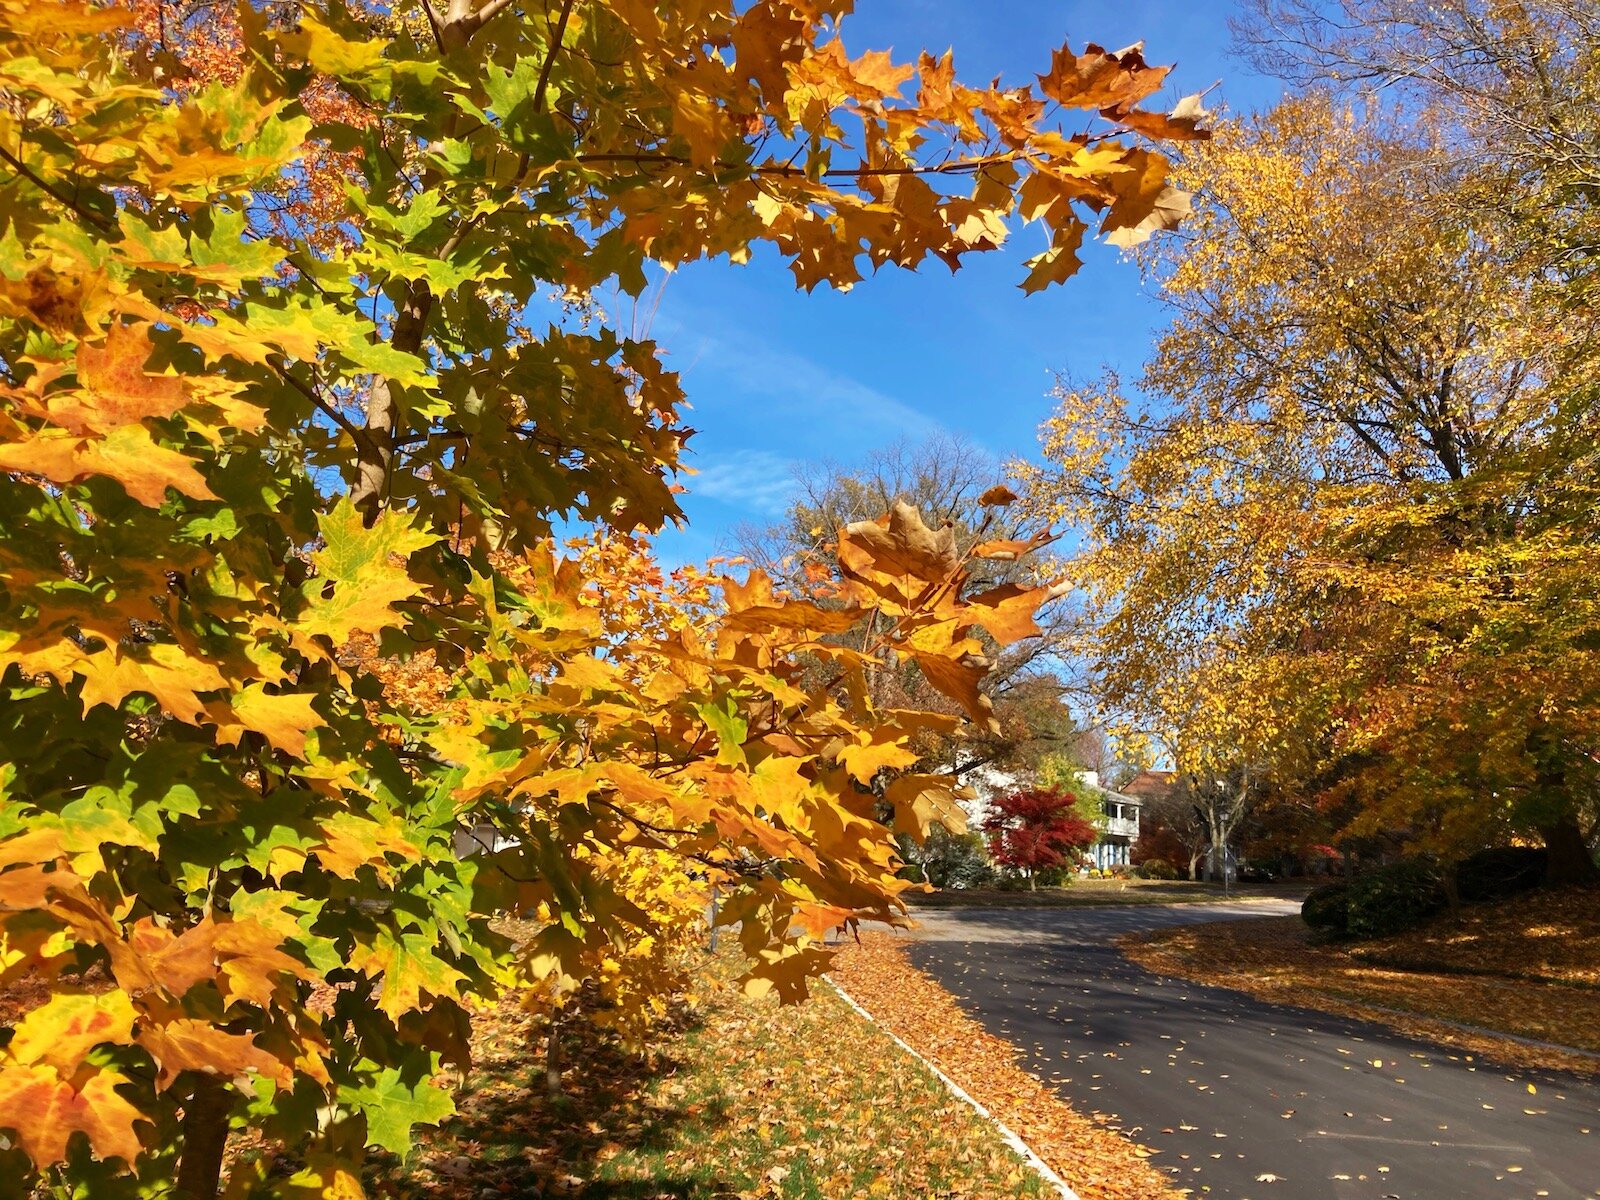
1102, 815, 1139, 839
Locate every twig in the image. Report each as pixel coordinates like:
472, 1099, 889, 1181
573, 150, 1023, 180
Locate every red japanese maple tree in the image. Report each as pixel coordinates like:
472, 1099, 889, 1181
982, 787, 1099, 888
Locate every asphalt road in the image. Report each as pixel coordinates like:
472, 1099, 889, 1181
905, 902, 1600, 1200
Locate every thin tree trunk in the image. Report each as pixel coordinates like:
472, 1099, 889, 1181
175, 1074, 231, 1200
352, 281, 434, 524
1441, 864, 1463, 920
1540, 813, 1599, 887
545, 1014, 564, 1099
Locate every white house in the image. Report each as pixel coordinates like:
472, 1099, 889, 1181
1079, 769, 1142, 869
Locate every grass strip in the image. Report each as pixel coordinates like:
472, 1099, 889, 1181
394, 949, 1057, 1199
908, 881, 1308, 909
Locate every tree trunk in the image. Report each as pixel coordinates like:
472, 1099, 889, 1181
1028, 872, 1037, 891
1187, 850, 1202, 882
545, 1014, 564, 1099
1539, 813, 1599, 887
175, 1074, 232, 1200
352, 280, 434, 524
1524, 724, 1596, 888
1441, 864, 1463, 920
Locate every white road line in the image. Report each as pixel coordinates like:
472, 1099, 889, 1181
826, 974, 1080, 1200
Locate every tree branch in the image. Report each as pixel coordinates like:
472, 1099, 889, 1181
572, 151, 1022, 180
0, 144, 111, 231
269, 358, 368, 447
533, 0, 577, 114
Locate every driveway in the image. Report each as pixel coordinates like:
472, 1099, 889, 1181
905, 902, 1600, 1200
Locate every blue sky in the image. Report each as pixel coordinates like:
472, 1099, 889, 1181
650, 1, 1288, 565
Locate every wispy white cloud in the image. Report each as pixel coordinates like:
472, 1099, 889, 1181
683, 447, 798, 516
659, 309, 948, 445
711, 339, 945, 440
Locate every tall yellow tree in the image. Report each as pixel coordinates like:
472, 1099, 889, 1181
1019, 93, 1600, 882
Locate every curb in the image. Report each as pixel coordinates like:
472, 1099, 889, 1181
824, 975, 1080, 1200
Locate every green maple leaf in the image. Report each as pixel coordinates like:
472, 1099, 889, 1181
696, 697, 749, 768
59, 785, 164, 856
190, 207, 286, 287
354, 927, 469, 1020
343, 1065, 455, 1156
364, 191, 451, 242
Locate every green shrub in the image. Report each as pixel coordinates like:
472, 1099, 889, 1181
896, 827, 995, 890
1455, 846, 1547, 903
1347, 860, 1445, 939
1301, 881, 1350, 933
1136, 860, 1180, 880
1034, 864, 1073, 888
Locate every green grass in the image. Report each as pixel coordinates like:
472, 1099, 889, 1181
395, 954, 1051, 1199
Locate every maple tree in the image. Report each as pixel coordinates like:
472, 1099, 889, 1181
1130, 814, 1196, 880
981, 787, 1098, 888
0, 0, 1205, 1195
1019, 91, 1600, 885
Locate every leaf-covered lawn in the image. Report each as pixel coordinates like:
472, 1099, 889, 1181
1349, 887, 1600, 987
829, 934, 1180, 1200
1121, 889, 1600, 1075
393, 951, 1054, 1199
908, 880, 1308, 909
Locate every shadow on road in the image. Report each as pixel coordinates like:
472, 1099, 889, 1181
906, 901, 1600, 1200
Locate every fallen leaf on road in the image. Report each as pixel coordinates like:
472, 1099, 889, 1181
830, 934, 1182, 1200
1120, 898, 1600, 1078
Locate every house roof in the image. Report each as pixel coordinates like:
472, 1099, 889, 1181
1117, 769, 1176, 802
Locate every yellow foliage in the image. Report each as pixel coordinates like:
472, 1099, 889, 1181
1020, 94, 1600, 863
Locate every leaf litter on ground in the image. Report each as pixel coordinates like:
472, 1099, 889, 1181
391, 946, 1057, 1199
828, 933, 1182, 1200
